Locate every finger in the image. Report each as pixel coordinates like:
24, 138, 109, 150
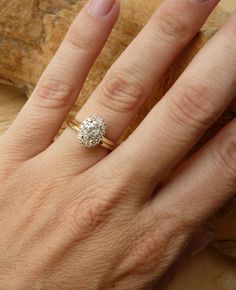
3, 0, 120, 160
114, 11, 236, 191
53, 0, 220, 170
150, 118, 236, 233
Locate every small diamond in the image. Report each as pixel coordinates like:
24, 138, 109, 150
77, 116, 106, 148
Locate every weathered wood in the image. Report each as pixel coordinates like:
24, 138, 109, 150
0, 0, 235, 259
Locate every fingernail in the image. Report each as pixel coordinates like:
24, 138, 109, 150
88, 0, 116, 17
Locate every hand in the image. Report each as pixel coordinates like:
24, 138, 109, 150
0, 0, 235, 289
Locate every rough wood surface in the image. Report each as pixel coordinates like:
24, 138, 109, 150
0, 0, 235, 260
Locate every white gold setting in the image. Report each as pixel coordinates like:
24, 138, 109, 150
77, 115, 107, 148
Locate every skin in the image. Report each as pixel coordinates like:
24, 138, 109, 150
0, 0, 236, 289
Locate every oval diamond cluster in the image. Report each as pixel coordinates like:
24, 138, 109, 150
77, 116, 106, 148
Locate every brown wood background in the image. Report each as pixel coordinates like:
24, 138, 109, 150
0, 1, 235, 289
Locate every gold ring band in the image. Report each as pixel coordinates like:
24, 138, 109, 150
66, 115, 116, 151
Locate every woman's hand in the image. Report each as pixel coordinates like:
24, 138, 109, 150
0, 0, 235, 289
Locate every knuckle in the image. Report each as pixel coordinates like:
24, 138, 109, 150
153, 10, 190, 41
99, 71, 145, 113
35, 78, 75, 109
68, 189, 118, 240
167, 81, 217, 130
124, 211, 188, 274
66, 23, 95, 55
134, 230, 165, 265
131, 236, 162, 271
214, 131, 236, 179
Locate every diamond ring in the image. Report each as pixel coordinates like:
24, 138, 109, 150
66, 115, 116, 151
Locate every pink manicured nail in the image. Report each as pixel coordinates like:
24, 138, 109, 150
88, 0, 116, 17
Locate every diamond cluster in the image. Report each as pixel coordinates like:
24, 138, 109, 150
77, 116, 106, 148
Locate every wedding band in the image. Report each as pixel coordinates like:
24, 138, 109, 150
66, 115, 116, 151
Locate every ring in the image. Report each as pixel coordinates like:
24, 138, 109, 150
66, 115, 116, 151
